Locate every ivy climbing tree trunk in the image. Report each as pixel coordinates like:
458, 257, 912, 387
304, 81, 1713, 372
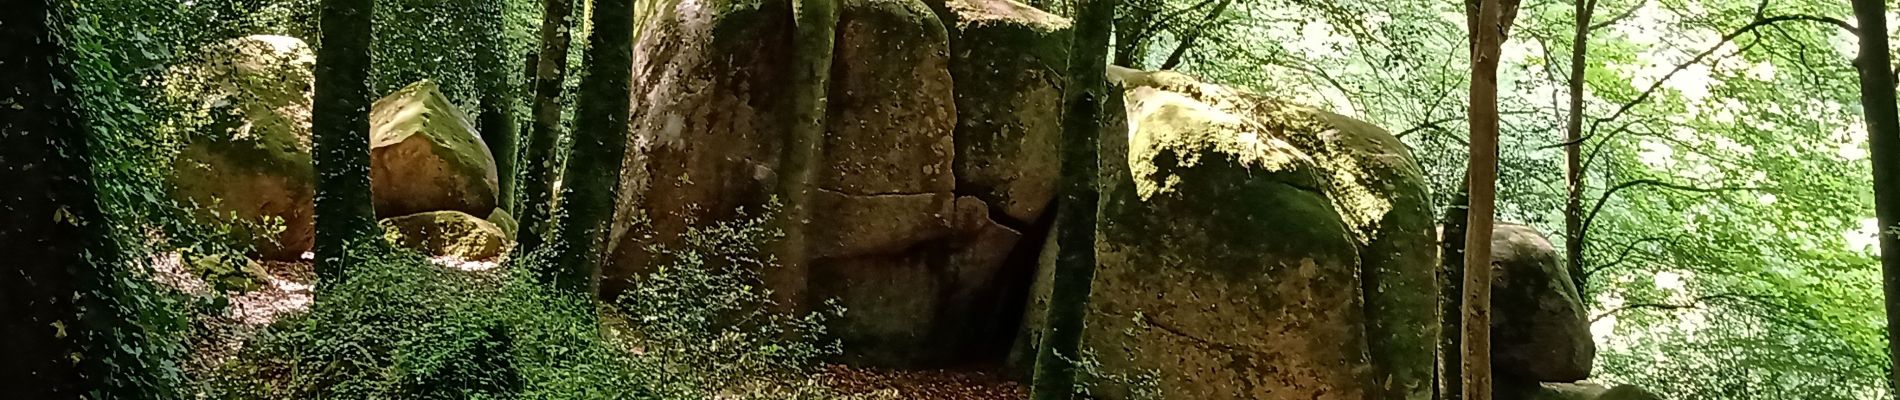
549, 0, 634, 295
0, 1, 109, 394
311, 0, 377, 287
476, 0, 517, 212
514, 0, 575, 260
1848, 0, 1900, 393
1562, 0, 1596, 300
1463, 0, 1519, 398
1436, 177, 1470, 400
777, 0, 840, 313
1029, 0, 1114, 397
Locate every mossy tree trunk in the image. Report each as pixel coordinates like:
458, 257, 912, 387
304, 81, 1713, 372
1462, 0, 1520, 399
1562, 0, 1596, 301
1030, 0, 1115, 397
476, 0, 518, 212
514, 0, 575, 260
549, 0, 634, 295
1436, 177, 1469, 400
312, 0, 377, 286
1848, 0, 1900, 393
777, 0, 841, 313
0, 1, 114, 394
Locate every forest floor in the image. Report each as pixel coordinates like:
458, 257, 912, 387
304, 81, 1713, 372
154, 253, 1026, 399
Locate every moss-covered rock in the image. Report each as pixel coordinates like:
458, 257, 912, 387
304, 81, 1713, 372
1490, 223, 1596, 382
486, 207, 518, 239
379, 210, 509, 260
1015, 68, 1437, 400
368, 80, 500, 219
609, 0, 795, 293
167, 35, 318, 260
938, 0, 1070, 226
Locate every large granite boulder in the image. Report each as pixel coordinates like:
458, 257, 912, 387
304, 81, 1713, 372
1491, 223, 1596, 382
1014, 68, 1437, 400
368, 80, 500, 219
611, 0, 1068, 366
167, 35, 318, 260
380, 211, 509, 260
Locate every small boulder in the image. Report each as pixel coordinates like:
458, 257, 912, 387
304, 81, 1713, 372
166, 35, 317, 260
1490, 223, 1596, 381
486, 208, 518, 239
369, 80, 500, 219
380, 211, 509, 260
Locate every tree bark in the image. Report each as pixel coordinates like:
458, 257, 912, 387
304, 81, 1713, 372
1463, 0, 1519, 398
549, 0, 635, 295
514, 0, 575, 259
1029, 0, 1114, 397
1563, 0, 1596, 301
1436, 177, 1470, 400
1848, 0, 1900, 394
0, 1, 108, 394
476, 0, 518, 213
312, 0, 377, 286
778, 0, 841, 313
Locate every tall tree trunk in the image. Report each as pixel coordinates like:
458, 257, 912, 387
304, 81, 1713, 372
1849, 0, 1900, 394
778, 0, 841, 313
549, 0, 635, 295
0, 1, 110, 394
1436, 177, 1470, 400
514, 0, 576, 260
1030, 0, 1115, 397
1563, 0, 1596, 300
1463, 0, 1519, 398
1156, 0, 1232, 70
312, 0, 377, 286
477, 0, 518, 213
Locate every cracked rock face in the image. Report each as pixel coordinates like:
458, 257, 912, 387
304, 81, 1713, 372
1015, 69, 1437, 400
610, 0, 1068, 367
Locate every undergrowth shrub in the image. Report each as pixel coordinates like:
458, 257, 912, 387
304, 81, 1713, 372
612, 207, 843, 398
206, 210, 850, 399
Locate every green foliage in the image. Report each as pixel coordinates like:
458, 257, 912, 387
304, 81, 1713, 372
204, 241, 654, 398
203, 213, 847, 399
614, 207, 845, 398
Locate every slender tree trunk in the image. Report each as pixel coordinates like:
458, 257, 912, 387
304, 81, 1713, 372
1849, 0, 1900, 394
514, 0, 575, 260
477, 0, 518, 213
778, 0, 841, 313
1156, 0, 1231, 70
0, 1, 108, 394
311, 0, 377, 286
1563, 0, 1596, 300
1436, 177, 1470, 400
549, 0, 635, 295
1030, 0, 1115, 397
1463, 0, 1519, 398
